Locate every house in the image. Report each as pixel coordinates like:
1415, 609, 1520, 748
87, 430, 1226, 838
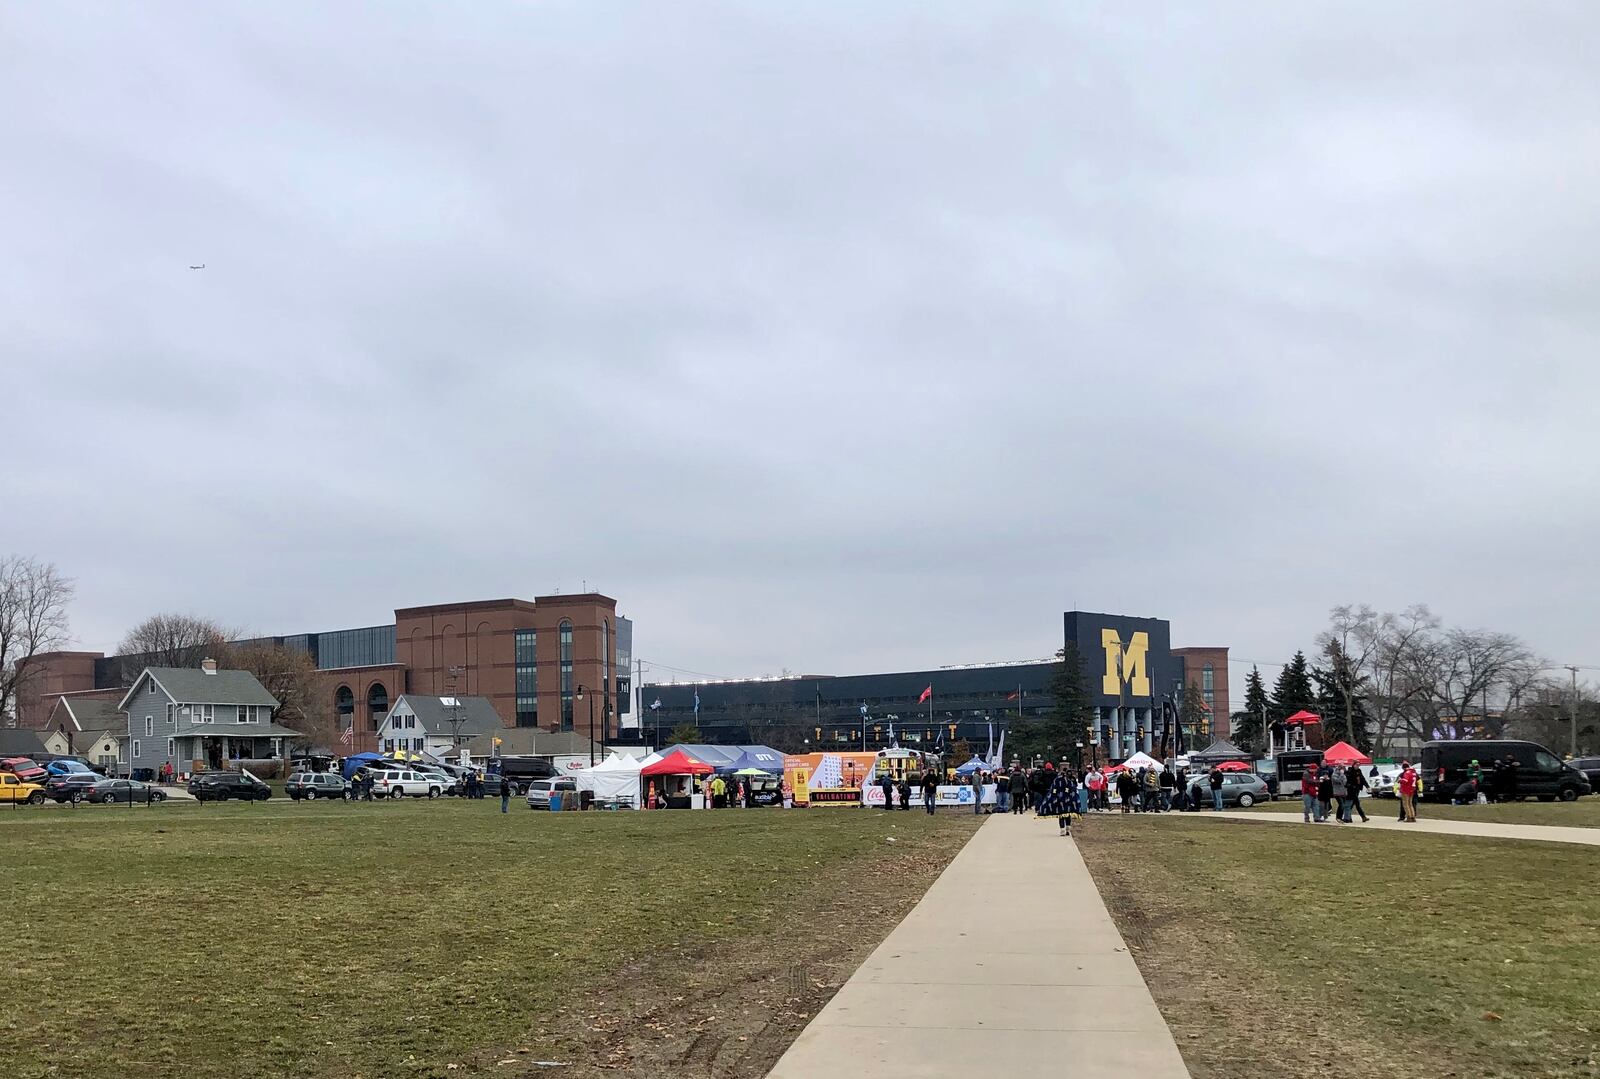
378, 695, 503, 759
45, 693, 128, 772
117, 659, 303, 777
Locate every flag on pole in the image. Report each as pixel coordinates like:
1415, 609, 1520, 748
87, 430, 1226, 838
888, 721, 896, 746
985, 721, 994, 761
693, 690, 700, 716
860, 702, 868, 716
993, 729, 1005, 768
339, 724, 353, 746
1005, 691, 1019, 701
650, 698, 661, 710
918, 685, 932, 704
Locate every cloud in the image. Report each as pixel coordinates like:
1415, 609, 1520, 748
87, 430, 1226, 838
4, 1, 1598, 683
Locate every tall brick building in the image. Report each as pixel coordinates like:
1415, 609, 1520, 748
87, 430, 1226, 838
16, 593, 632, 753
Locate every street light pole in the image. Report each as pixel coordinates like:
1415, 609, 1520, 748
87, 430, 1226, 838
1566, 665, 1581, 758
577, 685, 596, 767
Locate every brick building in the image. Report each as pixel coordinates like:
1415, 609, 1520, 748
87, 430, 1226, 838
15, 593, 632, 754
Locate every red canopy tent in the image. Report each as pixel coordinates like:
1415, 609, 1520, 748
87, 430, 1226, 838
640, 750, 714, 777
1215, 760, 1251, 772
1321, 740, 1372, 766
1284, 710, 1321, 726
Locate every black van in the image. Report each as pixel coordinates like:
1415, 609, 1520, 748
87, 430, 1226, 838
1419, 740, 1591, 803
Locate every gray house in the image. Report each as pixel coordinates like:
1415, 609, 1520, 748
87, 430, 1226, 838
377, 695, 503, 759
118, 660, 302, 777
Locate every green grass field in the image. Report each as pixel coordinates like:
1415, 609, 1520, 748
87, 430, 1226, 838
1080, 816, 1600, 1079
1, 800, 978, 1079
1244, 794, 1600, 827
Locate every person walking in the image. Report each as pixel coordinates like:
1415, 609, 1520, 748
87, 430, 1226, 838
969, 769, 983, 816
1208, 765, 1225, 812
1008, 768, 1027, 815
1300, 764, 1320, 822
1344, 763, 1369, 822
922, 769, 939, 814
1397, 760, 1419, 822
879, 772, 894, 811
1143, 766, 1161, 813
1316, 768, 1334, 823
500, 776, 512, 814
1331, 767, 1348, 823
896, 774, 911, 811
1037, 766, 1077, 836
1158, 766, 1175, 811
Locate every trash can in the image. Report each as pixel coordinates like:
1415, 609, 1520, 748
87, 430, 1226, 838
549, 792, 563, 812
580, 790, 594, 811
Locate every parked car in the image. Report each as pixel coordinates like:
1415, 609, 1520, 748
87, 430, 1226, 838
1420, 740, 1592, 803
1187, 772, 1270, 808
88, 779, 166, 804
1569, 757, 1600, 793
44, 758, 97, 776
525, 777, 578, 809
419, 769, 461, 796
43, 773, 103, 804
188, 772, 272, 801
2, 757, 48, 783
369, 769, 443, 799
286, 772, 351, 801
0, 772, 45, 805
1367, 766, 1404, 798
479, 773, 514, 798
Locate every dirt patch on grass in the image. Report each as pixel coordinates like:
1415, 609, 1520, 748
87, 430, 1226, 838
1080, 817, 1600, 1079
520, 823, 976, 1078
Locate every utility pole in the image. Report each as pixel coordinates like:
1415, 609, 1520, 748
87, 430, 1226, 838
1566, 665, 1581, 758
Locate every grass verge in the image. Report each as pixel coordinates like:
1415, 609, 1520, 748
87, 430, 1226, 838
1079, 816, 1600, 1079
1, 800, 978, 1078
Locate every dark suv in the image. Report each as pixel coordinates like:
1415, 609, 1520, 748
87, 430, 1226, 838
44, 773, 104, 804
188, 772, 272, 801
286, 772, 350, 801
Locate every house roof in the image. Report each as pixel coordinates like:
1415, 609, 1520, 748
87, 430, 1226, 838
0, 729, 48, 757
118, 667, 280, 711
459, 727, 600, 758
390, 695, 503, 737
61, 697, 123, 731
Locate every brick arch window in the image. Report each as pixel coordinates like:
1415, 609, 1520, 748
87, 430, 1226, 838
367, 683, 389, 731
335, 686, 354, 731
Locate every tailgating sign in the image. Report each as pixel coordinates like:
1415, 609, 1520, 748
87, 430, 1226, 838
861, 784, 997, 807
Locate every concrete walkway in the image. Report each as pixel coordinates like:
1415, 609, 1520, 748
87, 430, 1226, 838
1201, 809, 1600, 847
766, 813, 1190, 1078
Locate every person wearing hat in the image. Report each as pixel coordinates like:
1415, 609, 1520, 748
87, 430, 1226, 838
1396, 760, 1419, 822
921, 768, 938, 814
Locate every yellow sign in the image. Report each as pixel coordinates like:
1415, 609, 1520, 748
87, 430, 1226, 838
1101, 629, 1151, 697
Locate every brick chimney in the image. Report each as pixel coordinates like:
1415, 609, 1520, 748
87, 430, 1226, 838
201, 658, 218, 675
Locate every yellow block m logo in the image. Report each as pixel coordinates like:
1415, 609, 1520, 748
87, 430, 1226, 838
1101, 629, 1151, 697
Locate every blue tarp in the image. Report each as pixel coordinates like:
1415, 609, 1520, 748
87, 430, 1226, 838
657, 744, 786, 772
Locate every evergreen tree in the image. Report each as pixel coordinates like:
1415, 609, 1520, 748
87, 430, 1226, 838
1270, 651, 1316, 721
1231, 665, 1269, 753
666, 721, 702, 745
1312, 646, 1375, 752
1015, 642, 1095, 763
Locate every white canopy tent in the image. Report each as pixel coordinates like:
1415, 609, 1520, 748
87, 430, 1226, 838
572, 753, 643, 807
1110, 750, 1162, 772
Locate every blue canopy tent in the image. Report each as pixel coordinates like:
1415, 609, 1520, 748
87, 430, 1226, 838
717, 749, 785, 775
341, 752, 385, 779
954, 756, 991, 776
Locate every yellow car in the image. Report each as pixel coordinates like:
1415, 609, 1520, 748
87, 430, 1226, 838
0, 772, 46, 805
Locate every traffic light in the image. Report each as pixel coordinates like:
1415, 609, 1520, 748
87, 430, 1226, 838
1136, 725, 1145, 745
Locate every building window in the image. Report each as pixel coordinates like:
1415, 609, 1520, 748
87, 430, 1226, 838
1202, 665, 1214, 693
132, 740, 141, 758
559, 619, 574, 731
515, 630, 537, 726
144, 716, 153, 736
167, 738, 175, 757
166, 704, 174, 726
335, 685, 354, 722
148, 679, 157, 696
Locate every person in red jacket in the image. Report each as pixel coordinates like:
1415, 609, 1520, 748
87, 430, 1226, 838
1396, 760, 1419, 822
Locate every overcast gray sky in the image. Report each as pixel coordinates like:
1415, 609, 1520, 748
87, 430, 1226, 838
5, 2, 1599, 684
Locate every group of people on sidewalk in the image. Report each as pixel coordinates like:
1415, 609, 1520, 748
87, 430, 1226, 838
1299, 759, 1426, 823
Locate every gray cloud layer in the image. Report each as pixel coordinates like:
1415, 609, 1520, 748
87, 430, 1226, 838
5, 2, 1598, 680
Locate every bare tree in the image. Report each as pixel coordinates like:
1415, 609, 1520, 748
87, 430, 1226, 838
1316, 604, 1378, 746
114, 613, 236, 676
1354, 605, 1439, 755
0, 556, 75, 726
219, 641, 329, 743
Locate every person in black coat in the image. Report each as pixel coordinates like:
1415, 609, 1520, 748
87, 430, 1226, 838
921, 769, 939, 814
1344, 763, 1369, 822
879, 772, 894, 810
